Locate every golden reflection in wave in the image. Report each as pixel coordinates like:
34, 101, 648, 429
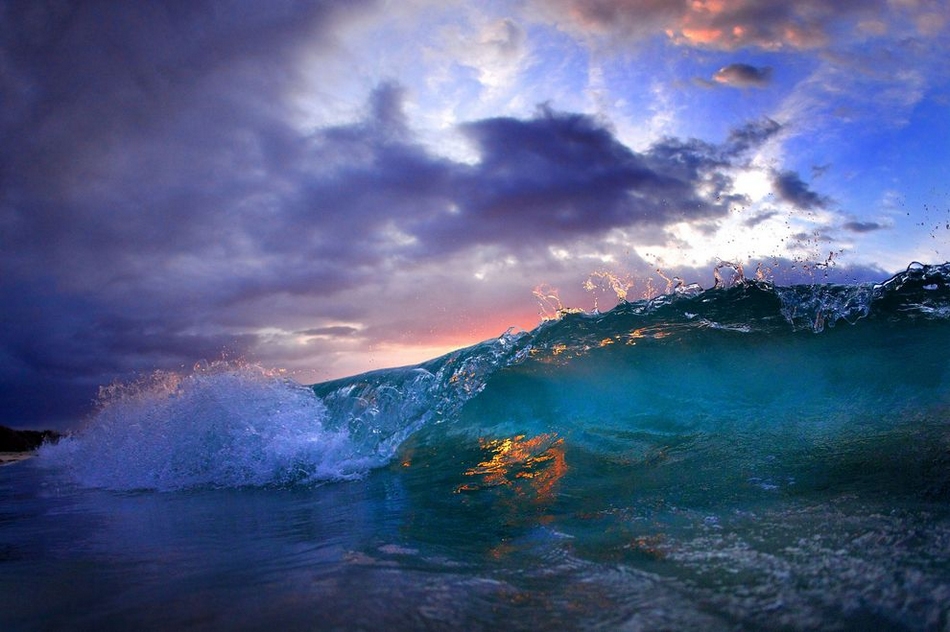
455, 433, 567, 505
626, 326, 672, 343
528, 345, 578, 365
624, 534, 667, 560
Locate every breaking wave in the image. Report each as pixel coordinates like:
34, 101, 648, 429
38, 262, 950, 491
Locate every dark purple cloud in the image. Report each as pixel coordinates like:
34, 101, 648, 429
745, 210, 781, 228
842, 220, 885, 233
770, 170, 831, 210
713, 63, 773, 88
724, 118, 782, 154
420, 106, 752, 249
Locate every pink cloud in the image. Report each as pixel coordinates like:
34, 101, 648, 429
533, 0, 885, 51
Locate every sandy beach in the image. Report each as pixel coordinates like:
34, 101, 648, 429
0, 452, 35, 466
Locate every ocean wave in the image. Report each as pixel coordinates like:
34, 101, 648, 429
38, 262, 950, 491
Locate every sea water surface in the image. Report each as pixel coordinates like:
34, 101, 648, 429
3, 263, 950, 630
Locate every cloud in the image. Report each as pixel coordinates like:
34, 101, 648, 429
304, 101, 780, 259
745, 210, 781, 228
842, 220, 885, 233
770, 170, 831, 210
298, 326, 362, 338
0, 0, 378, 424
1, 0, 376, 283
434, 15, 530, 100
724, 118, 783, 155
482, 17, 527, 58
765, 10, 949, 145
530, 0, 887, 51
439, 106, 745, 245
712, 63, 773, 88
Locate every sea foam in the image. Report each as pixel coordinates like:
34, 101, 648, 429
38, 364, 380, 490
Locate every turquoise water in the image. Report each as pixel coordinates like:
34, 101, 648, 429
3, 263, 950, 630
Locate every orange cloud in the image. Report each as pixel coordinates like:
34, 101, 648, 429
533, 0, 884, 51
679, 27, 726, 46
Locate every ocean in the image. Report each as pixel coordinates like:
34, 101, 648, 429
2, 262, 950, 630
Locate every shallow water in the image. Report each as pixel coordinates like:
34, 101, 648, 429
4, 447, 950, 631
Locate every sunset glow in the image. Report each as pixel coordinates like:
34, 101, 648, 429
2, 0, 948, 428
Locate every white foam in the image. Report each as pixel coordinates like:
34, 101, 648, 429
38, 364, 383, 490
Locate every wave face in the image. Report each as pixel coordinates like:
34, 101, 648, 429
40, 262, 950, 493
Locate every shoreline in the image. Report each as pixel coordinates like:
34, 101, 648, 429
0, 452, 35, 466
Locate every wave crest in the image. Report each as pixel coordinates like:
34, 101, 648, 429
38, 262, 950, 491
39, 363, 380, 490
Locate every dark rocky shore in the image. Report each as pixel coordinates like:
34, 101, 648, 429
0, 425, 62, 452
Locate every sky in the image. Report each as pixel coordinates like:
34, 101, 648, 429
2, 0, 950, 429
